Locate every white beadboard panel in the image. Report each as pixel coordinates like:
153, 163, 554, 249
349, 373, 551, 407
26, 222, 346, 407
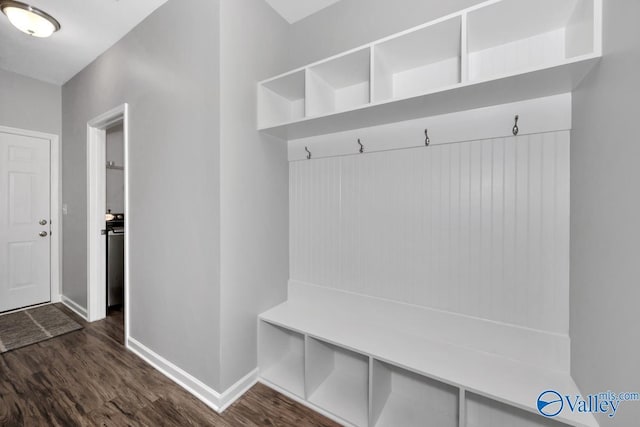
290, 131, 570, 334
290, 157, 341, 289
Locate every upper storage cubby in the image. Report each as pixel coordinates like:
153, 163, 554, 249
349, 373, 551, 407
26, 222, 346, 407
258, 69, 305, 128
466, 0, 597, 81
258, 0, 601, 139
307, 48, 371, 117
373, 17, 461, 102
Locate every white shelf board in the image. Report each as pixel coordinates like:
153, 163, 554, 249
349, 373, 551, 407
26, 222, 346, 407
376, 392, 457, 427
261, 351, 305, 398
259, 55, 599, 140
259, 377, 361, 427
259, 300, 598, 427
467, 28, 567, 82
372, 360, 459, 427
467, 392, 572, 427
466, 0, 589, 52
308, 364, 369, 427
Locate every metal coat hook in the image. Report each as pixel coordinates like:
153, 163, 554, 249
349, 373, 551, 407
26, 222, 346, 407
357, 138, 364, 154
305, 146, 311, 160
512, 115, 519, 136
424, 129, 430, 146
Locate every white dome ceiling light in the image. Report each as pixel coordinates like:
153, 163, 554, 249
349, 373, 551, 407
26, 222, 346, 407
0, 1, 60, 38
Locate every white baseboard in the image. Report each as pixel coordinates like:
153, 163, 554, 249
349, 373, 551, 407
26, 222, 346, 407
217, 368, 260, 412
60, 295, 88, 320
126, 337, 257, 413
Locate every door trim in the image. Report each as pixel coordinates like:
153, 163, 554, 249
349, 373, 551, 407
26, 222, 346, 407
86, 104, 129, 345
0, 125, 61, 307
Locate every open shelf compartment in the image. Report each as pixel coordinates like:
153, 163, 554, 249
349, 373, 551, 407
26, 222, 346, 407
306, 337, 369, 426
373, 16, 462, 102
371, 360, 459, 427
307, 48, 371, 117
466, 392, 571, 427
466, 0, 597, 82
258, 321, 305, 398
258, 70, 306, 128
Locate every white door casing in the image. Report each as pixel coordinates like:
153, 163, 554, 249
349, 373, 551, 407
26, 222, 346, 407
86, 104, 129, 343
0, 131, 51, 312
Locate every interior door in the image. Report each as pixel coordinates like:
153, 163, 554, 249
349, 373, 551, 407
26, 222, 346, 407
0, 131, 51, 312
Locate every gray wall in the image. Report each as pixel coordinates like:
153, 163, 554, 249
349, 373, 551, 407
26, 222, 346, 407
287, 0, 483, 68
571, 1, 640, 425
0, 68, 61, 135
62, 0, 222, 389
218, 0, 290, 390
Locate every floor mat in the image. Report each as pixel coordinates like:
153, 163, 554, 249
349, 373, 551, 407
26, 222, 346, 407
0, 304, 82, 353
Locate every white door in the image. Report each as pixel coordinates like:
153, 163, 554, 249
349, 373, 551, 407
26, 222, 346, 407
0, 131, 51, 312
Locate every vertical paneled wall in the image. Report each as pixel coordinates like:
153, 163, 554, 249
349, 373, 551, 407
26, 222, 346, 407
290, 131, 570, 334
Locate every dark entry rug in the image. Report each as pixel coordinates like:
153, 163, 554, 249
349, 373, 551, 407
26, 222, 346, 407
0, 305, 82, 353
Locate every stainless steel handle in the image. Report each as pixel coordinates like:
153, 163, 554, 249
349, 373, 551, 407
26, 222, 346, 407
39, 219, 48, 226
39, 231, 48, 237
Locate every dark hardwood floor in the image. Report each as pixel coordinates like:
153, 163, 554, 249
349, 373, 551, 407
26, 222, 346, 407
0, 304, 339, 427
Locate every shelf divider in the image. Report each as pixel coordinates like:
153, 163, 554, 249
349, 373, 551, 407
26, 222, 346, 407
306, 337, 369, 426
258, 321, 305, 398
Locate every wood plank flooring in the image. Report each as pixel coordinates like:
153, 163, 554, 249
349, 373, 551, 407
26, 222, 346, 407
0, 304, 339, 427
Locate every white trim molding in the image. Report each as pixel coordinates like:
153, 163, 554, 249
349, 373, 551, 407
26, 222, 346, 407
61, 295, 88, 320
60, 295, 88, 320
288, 93, 572, 161
86, 104, 129, 339
127, 337, 258, 413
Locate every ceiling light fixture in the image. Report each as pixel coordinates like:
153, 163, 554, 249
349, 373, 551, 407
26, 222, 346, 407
0, 0, 60, 38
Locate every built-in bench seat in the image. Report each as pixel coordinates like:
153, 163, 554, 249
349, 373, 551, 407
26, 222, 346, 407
258, 281, 598, 427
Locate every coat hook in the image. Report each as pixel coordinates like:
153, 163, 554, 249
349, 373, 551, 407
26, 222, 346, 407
424, 129, 430, 146
512, 115, 519, 136
305, 146, 311, 160
357, 138, 364, 154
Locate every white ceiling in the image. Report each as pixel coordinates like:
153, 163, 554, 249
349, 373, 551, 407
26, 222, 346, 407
265, 0, 342, 24
0, 0, 169, 85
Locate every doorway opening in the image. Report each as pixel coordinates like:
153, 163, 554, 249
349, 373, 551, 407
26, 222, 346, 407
86, 104, 129, 344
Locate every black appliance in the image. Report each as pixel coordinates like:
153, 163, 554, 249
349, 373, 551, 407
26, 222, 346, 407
105, 212, 124, 308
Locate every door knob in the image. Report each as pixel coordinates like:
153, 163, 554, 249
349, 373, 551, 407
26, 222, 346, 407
39, 231, 48, 237
39, 219, 48, 226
